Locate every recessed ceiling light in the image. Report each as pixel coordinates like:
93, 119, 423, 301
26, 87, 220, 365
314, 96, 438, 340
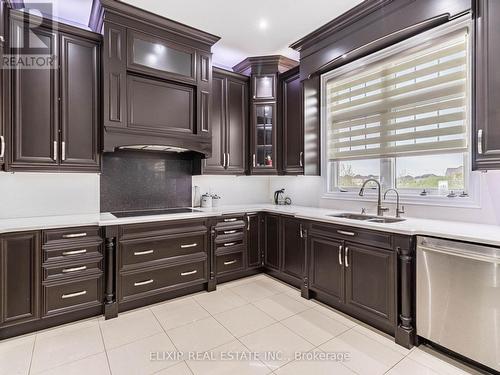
258, 19, 268, 30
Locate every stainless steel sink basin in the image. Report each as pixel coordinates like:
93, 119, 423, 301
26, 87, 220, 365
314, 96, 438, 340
329, 213, 405, 223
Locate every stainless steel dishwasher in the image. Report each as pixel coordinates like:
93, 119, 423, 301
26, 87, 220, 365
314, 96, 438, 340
417, 236, 500, 372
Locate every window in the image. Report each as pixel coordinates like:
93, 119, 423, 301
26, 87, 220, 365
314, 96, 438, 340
322, 18, 473, 201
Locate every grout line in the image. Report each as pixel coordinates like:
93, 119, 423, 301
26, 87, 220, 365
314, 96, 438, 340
27, 333, 37, 375
96, 321, 114, 375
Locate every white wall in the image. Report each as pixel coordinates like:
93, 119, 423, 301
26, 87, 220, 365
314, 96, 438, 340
0, 173, 100, 219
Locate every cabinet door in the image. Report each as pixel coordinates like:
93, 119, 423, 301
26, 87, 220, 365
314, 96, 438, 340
473, 0, 500, 169
203, 73, 226, 173
60, 34, 100, 170
308, 235, 344, 303
0, 232, 41, 329
344, 243, 396, 331
253, 75, 276, 100
246, 214, 261, 268
263, 214, 280, 270
9, 22, 58, 169
226, 77, 247, 174
250, 102, 277, 174
280, 70, 304, 174
281, 217, 305, 281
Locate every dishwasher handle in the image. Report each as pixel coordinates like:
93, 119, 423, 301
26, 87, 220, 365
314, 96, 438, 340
418, 245, 500, 264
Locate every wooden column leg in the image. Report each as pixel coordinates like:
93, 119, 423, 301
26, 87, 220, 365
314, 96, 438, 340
395, 242, 415, 348
104, 227, 118, 319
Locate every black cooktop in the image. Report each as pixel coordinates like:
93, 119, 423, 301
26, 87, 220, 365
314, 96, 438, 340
111, 208, 201, 218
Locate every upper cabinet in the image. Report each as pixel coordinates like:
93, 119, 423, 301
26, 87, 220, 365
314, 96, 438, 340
279, 66, 304, 175
234, 55, 298, 175
90, 0, 220, 157
203, 68, 248, 175
0, 2, 5, 169
473, 0, 500, 170
5, 10, 101, 172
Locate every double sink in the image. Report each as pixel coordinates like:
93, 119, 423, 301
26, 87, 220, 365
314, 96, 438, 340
329, 212, 405, 224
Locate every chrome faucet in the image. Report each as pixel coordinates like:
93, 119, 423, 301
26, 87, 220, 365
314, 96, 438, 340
383, 188, 405, 218
358, 178, 389, 216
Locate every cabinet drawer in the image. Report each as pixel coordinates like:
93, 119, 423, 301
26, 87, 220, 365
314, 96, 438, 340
215, 215, 246, 228
215, 226, 245, 238
310, 223, 393, 250
216, 252, 244, 275
120, 260, 207, 301
215, 237, 244, 252
120, 233, 206, 269
43, 243, 102, 263
43, 275, 102, 316
120, 219, 207, 240
43, 226, 101, 246
43, 258, 103, 281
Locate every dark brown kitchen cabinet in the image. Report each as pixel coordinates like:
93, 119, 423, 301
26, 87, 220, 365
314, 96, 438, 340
250, 102, 278, 174
0, 1, 6, 169
6, 11, 101, 172
246, 213, 261, 268
308, 234, 344, 303
473, 0, 500, 170
344, 242, 395, 332
252, 75, 276, 101
281, 216, 305, 281
279, 66, 304, 175
203, 68, 248, 174
0, 232, 41, 333
263, 214, 280, 270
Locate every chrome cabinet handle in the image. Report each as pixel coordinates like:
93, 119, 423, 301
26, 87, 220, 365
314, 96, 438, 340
180, 243, 197, 248
134, 249, 154, 256
224, 259, 237, 265
62, 249, 87, 256
62, 232, 87, 239
345, 247, 349, 268
53, 141, 58, 161
62, 290, 87, 299
253, 154, 256, 167
299, 151, 303, 167
478, 129, 483, 154
134, 279, 153, 286
223, 153, 226, 168
61, 141, 66, 161
0, 135, 5, 158
224, 242, 236, 247
224, 218, 237, 222
337, 230, 356, 237
62, 265, 87, 273
181, 270, 197, 276
224, 230, 237, 234
299, 224, 304, 239
227, 153, 230, 167
247, 218, 251, 231
338, 245, 343, 266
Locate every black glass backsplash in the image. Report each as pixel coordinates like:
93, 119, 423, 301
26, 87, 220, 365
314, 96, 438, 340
100, 151, 193, 213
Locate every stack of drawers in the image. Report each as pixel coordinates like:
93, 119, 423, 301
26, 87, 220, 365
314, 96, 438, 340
214, 215, 247, 276
117, 219, 209, 304
41, 227, 103, 317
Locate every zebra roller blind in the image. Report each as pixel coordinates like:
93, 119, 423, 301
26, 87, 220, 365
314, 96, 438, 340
326, 28, 469, 161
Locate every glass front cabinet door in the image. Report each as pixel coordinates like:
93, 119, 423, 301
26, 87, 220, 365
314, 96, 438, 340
251, 102, 277, 173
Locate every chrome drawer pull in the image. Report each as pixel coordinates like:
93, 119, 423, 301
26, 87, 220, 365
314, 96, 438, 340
224, 242, 236, 247
224, 260, 237, 266
62, 266, 87, 273
337, 230, 356, 237
62, 232, 87, 239
181, 270, 198, 276
134, 279, 154, 287
181, 243, 197, 249
0, 135, 5, 158
62, 290, 87, 299
338, 245, 343, 266
224, 230, 237, 235
345, 247, 349, 268
478, 129, 484, 154
224, 218, 237, 222
134, 249, 154, 256
62, 249, 87, 256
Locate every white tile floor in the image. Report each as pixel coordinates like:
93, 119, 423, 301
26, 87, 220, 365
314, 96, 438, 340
0, 274, 482, 375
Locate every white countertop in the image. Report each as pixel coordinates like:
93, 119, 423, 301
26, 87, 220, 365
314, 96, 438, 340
1, 204, 499, 247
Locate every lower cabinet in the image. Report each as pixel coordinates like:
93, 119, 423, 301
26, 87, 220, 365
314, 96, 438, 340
0, 232, 41, 332
307, 223, 397, 334
263, 214, 280, 270
246, 213, 262, 268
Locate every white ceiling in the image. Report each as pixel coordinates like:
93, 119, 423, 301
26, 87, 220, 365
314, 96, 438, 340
20, 0, 364, 69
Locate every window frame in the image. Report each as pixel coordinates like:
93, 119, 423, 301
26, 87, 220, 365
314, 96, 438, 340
320, 16, 480, 208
